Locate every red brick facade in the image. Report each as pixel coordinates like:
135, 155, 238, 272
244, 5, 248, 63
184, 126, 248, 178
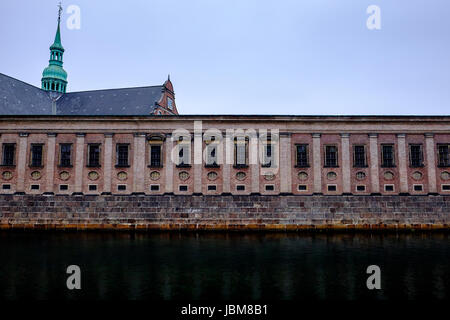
1, 116, 450, 197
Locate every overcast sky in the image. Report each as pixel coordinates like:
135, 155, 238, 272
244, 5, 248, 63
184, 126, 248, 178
1, 0, 449, 115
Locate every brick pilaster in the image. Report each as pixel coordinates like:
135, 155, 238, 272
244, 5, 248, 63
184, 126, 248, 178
312, 133, 322, 194
369, 133, 380, 194
340, 133, 351, 194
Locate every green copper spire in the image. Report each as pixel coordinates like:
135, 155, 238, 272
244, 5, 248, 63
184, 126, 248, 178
41, 3, 67, 93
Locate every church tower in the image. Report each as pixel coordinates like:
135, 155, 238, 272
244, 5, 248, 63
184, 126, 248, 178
41, 3, 68, 93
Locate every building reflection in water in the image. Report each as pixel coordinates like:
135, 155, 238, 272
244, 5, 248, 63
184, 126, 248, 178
0, 232, 448, 300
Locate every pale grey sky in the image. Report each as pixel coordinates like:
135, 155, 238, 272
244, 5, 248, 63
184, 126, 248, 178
1, 0, 449, 115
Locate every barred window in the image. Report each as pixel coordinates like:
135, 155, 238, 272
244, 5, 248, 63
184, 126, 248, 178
409, 144, 423, 167
59, 144, 72, 167
325, 145, 338, 167
296, 144, 309, 167
116, 144, 129, 166
438, 145, 450, 167
381, 145, 395, 167
177, 144, 190, 166
150, 145, 162, 167
234, 138, 248, 167
262, 144, 272, 167
2, 144, 15, 166
206, 144, 218, 166
31, 144, 43, 167
353, 145, 367, 167
88, 144, 100, 167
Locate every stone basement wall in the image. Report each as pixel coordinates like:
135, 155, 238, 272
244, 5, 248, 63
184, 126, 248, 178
0, 194, 449, 231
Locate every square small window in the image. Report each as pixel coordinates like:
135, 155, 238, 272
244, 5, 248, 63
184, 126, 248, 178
236, 185, 245, 191
59, 184, 68, 191
88, 184, 97, 191
179, 185, 188, 192
150, 185, 160, 191
30, 184, 40, 190
356, 185, 366, 192
265, 185, 275, 191
207, 185, 217, 191
2, 184, 11, 190
413, 185, 423, 192
442, 185, 450, 191
117, 185, 127, 191
384, 184, 394, 192
327, 185, 337, 192
298, 185, 307, 191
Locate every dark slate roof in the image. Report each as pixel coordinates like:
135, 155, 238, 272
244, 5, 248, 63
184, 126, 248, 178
0, 73, 53, 115
0, 73, 163, 116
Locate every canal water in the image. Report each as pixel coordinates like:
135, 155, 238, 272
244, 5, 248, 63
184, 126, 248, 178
0, 231, 448, 300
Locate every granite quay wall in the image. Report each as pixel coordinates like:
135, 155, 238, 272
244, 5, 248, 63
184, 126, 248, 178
0, 194, 449, 231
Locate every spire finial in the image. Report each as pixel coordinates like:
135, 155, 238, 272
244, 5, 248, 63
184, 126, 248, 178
42, 2, 67, 93
168, 74, 170, 81
57, 2, 63, 23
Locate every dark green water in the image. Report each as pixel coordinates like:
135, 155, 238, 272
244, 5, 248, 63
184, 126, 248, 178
0, 232, 448, 300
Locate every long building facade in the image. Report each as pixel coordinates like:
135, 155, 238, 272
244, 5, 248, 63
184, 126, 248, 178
0, 115, 450, 197
1, 9, 450, 230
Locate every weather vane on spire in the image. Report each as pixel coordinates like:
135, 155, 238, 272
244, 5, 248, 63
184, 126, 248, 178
57, 2, 63, 22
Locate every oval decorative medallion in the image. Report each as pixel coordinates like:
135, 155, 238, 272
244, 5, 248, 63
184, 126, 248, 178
263, 172, 275, 181
2, 171, 13, 180
384, 171, 394, 180
31, 171, 41, 180
150, 171, 161, 181
297, 171, 308, 181
88, 171, 99, 181
412, 171, 423, 181
59, 171, 70, 181
236, 171, 246, 181
117, 171, 128, 181
207, 171, 218, 181
441, 171, 450, 181
179, 171, 190, 181
327, 171, 337, 181
356, 171, 366, 180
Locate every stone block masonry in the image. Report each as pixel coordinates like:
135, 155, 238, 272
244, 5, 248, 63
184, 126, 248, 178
0, 194, 449, 231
